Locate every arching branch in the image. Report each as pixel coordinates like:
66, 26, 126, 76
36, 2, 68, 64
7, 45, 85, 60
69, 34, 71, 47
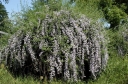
0, 31, 8, 35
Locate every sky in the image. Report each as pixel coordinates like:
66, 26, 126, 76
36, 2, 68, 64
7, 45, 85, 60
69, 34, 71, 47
2, 0, 32, 18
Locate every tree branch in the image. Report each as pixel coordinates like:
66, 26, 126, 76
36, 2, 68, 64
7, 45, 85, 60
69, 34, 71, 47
0, 31, 8, 35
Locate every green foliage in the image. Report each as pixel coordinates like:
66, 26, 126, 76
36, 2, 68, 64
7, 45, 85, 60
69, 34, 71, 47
100, 0, 113, 8
105, 6, 127, 28
88, 56, 128, 84
73, 0, 104, 21
114, 0, 128, 13
0, 2, 7, 21
0, 2, 8, 32
107, 23, 128, 56
48, 0, 62, 11
32, 0, 62, 11
0, 3, 12, 49
0, 35, 10, 49
100, 0, 128, 28
0, 64, 40, 84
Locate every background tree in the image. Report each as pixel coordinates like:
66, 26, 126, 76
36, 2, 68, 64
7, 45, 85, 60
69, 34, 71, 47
100, 0, 128, 28
0, 2, 8, 35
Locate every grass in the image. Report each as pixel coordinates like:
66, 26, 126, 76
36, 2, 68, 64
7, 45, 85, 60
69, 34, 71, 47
0, 55, 128, 84
0, 64, 40, 84
88, 55, 128, 84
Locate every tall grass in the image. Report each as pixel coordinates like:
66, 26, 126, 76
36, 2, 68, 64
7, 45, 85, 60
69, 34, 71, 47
1, 54, 128, 84
0, 64, 40, 84
88, 55, 128, 84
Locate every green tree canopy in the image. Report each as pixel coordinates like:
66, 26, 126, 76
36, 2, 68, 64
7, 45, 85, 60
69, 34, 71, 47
0, 2, 8, 33
100, 0, 128, 28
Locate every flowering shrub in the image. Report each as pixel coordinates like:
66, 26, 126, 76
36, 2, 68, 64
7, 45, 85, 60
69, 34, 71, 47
0, 10, 108, 81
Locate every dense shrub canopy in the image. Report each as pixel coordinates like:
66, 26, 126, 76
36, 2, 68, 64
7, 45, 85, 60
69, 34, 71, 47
1, 10, 108, 81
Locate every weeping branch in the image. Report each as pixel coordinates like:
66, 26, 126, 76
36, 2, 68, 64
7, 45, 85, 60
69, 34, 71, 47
0, 10, 108, 81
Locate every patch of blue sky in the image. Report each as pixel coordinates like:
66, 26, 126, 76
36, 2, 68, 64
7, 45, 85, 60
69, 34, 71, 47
2, 0, 32, 18
98, 18, 110, 28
